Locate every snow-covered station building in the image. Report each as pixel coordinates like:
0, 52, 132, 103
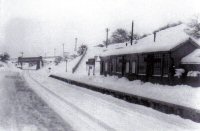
100, 24, 200, 86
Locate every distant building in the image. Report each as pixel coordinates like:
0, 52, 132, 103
99, 24, 200, 86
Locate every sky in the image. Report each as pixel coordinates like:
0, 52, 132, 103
0, 0, 200, 57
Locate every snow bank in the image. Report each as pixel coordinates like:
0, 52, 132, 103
187, 71, 200, 77
0, 61, 22, 73
174, 68, 185, 78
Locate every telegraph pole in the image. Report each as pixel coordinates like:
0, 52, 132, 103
20, 52, 24, 69
131, 21, 134, 45
74, 38, 78, 51
106, 28, 109, 48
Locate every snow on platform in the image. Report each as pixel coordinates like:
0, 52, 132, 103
52, 72, 200, 110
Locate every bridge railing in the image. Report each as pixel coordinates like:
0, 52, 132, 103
72, 47, 88, 73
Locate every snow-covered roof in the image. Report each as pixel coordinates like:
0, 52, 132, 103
101, 24, 191, 56
181, 49, 200, 64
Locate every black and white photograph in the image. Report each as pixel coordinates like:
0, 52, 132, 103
0, 0, 200, 130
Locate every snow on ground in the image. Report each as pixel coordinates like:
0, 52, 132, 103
36, 45, 103, 77
25, 70, 200, 131
187, 71, 200, 77
22, 64, 37, 70
0, 64, 73, 131
0, 62, 9, 71
38, 55, 83, 78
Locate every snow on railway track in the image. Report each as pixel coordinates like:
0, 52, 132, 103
0, 71, 72, 131
25, 71, 114, 131
24, 70, 200, 131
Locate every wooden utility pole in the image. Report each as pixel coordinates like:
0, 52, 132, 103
75, 38, 78, 51
106, 28, 109, 48
131, 21, 134, 45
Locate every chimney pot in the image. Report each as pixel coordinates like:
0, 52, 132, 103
153, 32, 156, 42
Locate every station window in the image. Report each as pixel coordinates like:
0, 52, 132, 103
126, 62, 130, 73
112, 58, 116, 72
105, 62, 108, 72
153, 54, 162, 75
163, 54, 170, 75
138, 55, 146, 74
132, 61, 136, 73
116, 57, 122, 73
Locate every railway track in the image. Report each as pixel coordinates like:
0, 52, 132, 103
26, 71, 115, 131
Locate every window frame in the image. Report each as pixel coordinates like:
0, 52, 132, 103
132, 61, 136, 74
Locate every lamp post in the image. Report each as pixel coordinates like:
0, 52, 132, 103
20, 52, 24, 69
66, 59, 68, 72
75, 38, 77, 51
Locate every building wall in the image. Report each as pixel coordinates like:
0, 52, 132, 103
100, 40, 199, 86
101, 52, 171, 81
182, 64, 200, 71
171, 41, 197, 67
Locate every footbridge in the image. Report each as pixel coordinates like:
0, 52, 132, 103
18, 56, 43, 70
